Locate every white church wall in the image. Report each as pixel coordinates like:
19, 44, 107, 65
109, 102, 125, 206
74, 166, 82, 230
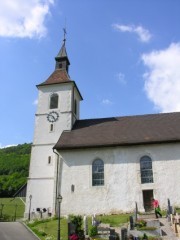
25, 144, 57, 218
33, 112, 72, 145
59, 143, 180, 215
73, 87, 81, 120
149, 143, 180, 207
29, 145, 56, 178
25, 178, 55, 218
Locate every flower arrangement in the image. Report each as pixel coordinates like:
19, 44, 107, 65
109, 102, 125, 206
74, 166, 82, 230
135, 219, 147, 228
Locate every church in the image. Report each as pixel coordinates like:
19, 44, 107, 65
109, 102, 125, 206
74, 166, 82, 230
25, 35, 180, 218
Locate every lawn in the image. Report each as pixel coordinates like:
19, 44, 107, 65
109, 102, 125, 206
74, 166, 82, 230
27, 218, 68, 240
97, 214, 131, 227
0, 197, 25, 221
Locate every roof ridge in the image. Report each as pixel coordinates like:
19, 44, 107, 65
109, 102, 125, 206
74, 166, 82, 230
77, 111, 180, 122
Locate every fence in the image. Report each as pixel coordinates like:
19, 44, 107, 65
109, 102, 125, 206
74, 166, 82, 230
0, 199, 25, 221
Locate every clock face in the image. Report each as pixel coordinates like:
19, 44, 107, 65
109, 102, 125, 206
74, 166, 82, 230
47, 111, 59, 122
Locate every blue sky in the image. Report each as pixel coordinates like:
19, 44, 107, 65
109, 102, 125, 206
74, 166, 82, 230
0, 0, 180, 148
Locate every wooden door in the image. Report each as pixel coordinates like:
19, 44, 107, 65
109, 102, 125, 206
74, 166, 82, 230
143, 190, 153, 212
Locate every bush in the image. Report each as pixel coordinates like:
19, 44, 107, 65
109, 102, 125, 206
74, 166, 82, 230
33, 228, 47, 237
89, 225, 98, 237
69, 215, 85, 239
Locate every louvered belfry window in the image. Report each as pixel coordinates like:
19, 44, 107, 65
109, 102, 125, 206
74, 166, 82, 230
140, 156, 154, 184
92, 159, 104, 186
50, 93, 58, 109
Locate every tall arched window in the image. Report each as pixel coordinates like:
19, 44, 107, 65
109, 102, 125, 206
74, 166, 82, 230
140, 156, 154, 184
50, 93, 58, 109
92, 159, 104, 186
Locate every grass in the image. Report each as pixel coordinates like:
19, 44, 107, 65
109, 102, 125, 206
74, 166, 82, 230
27, 214, 131, 240
97, 213, 131, 227
176, 208, 180, 213
0, 197, 25, 220
27, 217, 68, 240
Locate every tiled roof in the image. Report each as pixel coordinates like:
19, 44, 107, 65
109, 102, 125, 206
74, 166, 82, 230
37, 69, 70, 86
54, 112, 180, 150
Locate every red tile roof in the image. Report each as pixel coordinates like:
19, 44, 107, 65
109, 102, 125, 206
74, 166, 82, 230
37, 69, 70, 86
54, 112, 180, 150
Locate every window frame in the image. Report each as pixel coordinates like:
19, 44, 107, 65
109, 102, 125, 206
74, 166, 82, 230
140, 155, 154, 184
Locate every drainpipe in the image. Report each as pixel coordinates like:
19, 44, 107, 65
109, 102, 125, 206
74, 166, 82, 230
53, 148, 60, 214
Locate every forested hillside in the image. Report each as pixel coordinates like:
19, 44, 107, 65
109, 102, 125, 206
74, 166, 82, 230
0, 143, 31, 197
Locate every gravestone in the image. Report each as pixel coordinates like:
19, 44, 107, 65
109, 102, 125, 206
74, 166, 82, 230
135, 202, 138, 222
121, 227, 127, 240
83, 215, 88, 235
129, 216, 134, 230
68, 221, 76, 237
167, 198, 172, 221
109, 228, 115, 239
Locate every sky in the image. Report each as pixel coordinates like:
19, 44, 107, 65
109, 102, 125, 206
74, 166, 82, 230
0, 0, 180, 148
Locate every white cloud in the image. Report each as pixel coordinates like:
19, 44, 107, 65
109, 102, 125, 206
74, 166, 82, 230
113, 23, 152, 43
116, 72, 126, 85
33, 99, 38, 105
101, 99, 113, 105
0, 0, 54, 38
0, 143, 17, 149
142, 43, 180, 112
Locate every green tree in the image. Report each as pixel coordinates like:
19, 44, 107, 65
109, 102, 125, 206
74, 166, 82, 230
0, 143, 31, 197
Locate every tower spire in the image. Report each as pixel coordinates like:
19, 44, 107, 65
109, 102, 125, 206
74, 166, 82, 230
55, 29, 70, 72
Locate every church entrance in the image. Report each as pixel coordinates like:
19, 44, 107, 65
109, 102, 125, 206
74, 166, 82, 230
142, 190, 153, 212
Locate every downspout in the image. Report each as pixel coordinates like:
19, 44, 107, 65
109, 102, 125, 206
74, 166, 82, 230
71, 85, 75, 128
53, 148, 60, 214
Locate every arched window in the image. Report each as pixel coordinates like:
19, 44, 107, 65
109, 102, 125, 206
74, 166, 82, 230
50, 93, 58, 109
92, 159, 104, 186
140, 156, 154, 184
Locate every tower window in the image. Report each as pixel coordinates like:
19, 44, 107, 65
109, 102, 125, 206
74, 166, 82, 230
74, 99, 77, 115
50, 93, 58, 109
92, 159, 104, 186
140, 156, 154, 184
50, 124, 54, 132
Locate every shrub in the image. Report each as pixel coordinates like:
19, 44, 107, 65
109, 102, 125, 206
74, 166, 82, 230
89, 225, 98, 237
69, 215, 84, 239
33, 228, 47, 237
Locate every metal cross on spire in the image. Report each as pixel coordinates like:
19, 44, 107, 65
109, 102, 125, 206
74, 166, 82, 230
63, 28, 67, 44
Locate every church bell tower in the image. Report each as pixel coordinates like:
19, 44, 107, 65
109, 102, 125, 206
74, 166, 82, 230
25, 32, 83, 218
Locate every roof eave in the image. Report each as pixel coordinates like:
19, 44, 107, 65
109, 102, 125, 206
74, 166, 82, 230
54, 139, 180, 151
36, 81, 83, 100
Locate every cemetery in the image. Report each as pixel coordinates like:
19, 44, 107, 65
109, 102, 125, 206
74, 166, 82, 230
65, 199, 180, 240
25, 198, 180, 240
